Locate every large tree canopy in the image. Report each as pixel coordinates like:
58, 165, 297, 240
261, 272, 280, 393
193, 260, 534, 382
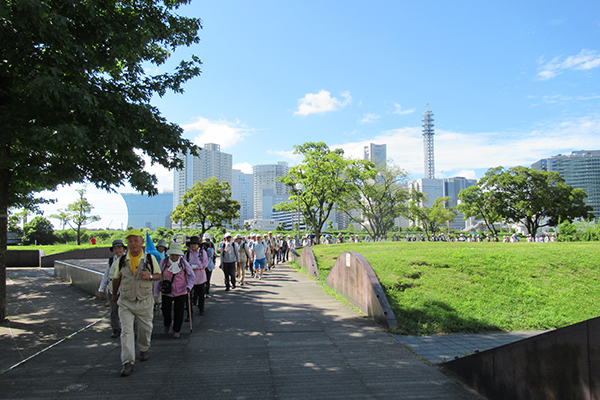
473, 166, 594, 236
171, 178, 240, 237
275, 142, 372, 244
0, 0, 202, 321
341, 162, 409, 239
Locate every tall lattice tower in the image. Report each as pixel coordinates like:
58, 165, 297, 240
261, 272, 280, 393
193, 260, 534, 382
422, 104, 435, 179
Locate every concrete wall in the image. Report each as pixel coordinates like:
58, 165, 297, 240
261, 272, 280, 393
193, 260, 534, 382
54, 261, 103, 297
299, 247, 318, 277
325, 251, 398, 329
41, 247, 113, 267
441, 317, 600, 400
6, 250, 42, 267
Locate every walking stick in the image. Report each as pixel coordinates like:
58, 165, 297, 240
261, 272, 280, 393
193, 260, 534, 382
187, 291, 193, 333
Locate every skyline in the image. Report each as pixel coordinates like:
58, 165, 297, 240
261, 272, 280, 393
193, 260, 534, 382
31, 0, 600, 230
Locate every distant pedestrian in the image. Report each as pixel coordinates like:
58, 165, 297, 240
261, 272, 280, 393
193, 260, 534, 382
184, 236, 208, 315
220, 233, 239, 291
252, 235, 267, 280
202, 234, 216, 297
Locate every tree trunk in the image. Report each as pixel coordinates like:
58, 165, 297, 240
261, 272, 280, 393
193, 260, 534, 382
0, 155, 9, 322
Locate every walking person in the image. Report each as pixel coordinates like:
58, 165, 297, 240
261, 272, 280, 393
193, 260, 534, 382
236, 234, 251, 286
98, 239, 126, 338
220, 232, 239, 291
202, 234, 216, 297
111, 229, 161, 377
184, 236, 208, 315
157, 243, 195, 338
252, 235, 267, 280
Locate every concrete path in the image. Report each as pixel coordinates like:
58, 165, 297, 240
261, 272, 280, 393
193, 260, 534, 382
0, 265, 481, 399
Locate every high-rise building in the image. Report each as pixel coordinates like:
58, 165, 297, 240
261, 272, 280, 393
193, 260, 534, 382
231, 169, 254, 227
121, 192, 174, 230
408, 178, 444, 208
532, 150, 600, 217
253, 162, 289, 220
422, 105, 435, 179
444, 177, 477, 230
173, 143, 233, 209
364, 143, 387, 167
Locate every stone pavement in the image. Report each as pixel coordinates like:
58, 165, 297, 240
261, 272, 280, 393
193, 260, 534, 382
1, 265, 483, 399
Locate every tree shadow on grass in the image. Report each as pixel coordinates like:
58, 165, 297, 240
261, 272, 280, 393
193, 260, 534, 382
393, 301, 502, 336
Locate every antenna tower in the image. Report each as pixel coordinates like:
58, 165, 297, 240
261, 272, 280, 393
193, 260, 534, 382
422, 104, 435, 179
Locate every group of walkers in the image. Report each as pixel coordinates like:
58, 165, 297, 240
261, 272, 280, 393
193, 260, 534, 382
97, 229, 297, 377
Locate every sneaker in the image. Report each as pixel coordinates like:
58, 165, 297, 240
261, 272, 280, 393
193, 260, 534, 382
120, 362, 133, 377
225, 287, 230, 291
139, 351, 149, 362
164, 325, 170, 334
173, 332, 181, 338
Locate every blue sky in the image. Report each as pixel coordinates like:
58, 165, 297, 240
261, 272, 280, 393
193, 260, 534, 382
37, 0, 600, 230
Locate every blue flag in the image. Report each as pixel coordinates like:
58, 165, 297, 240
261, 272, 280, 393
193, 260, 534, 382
145, 231, 163, 262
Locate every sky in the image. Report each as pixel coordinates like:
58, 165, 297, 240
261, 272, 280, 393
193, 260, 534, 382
34, 0, 600, 231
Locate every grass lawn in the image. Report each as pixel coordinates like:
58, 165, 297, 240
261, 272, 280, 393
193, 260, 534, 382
8, 244, 105, 255
309, 241, 600, 335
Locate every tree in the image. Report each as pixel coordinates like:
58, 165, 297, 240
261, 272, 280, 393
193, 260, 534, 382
275, 142, 372, 245
0, 1, 202, 321
49, 208, 71, 230
66, 188, 101, 245
242, 221, 251, 231
22, 216, 55, 245
478, 166, 593, 236
171, 178, 240, 237
457, 185, 502, 235
408, 194, 456, 238
341, 162, 409, 239
232, 223, 240, 231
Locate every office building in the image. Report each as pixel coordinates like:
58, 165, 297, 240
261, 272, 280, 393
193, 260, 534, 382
253, 162, 289, 220
364, 143, 387, 167
173, 143, 232, 209
444, 177, 477, 230
408, 178, 444, 208
121, 192, 174, 230
532, 150, 600, 217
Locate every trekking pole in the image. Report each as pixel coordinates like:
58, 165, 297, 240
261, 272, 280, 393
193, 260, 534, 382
187, 291, 193, 333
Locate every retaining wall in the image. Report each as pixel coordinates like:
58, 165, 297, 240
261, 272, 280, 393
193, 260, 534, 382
441, 317, 600, 400
6, 250, 42, 267
299, 247, 318, 277
41, 247, 113, 267
54, 261, 103, 297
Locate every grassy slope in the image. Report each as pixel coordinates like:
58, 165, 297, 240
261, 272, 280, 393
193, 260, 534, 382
310, 242, 600, 335
8, 244, 105, 255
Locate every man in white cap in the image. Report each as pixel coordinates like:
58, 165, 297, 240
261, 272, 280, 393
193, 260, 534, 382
112, 229, 161, 377
220, 232, 239, 291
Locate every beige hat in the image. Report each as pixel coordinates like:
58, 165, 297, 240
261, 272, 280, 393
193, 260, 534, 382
167, 242, 185, 256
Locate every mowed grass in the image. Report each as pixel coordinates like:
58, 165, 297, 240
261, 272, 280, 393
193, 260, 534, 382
309, 241, 600, 335
8, 244, 105, 255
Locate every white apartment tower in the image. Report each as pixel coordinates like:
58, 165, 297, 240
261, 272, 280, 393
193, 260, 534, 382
253, 162, 289, 220
173, 143, 233, 209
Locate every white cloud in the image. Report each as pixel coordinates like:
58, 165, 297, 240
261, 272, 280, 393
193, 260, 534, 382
267, 149, 303, 164
393, 103, 415, 115
359, 113, 380, 124
294, 90, 351, 116
233, 162, 253, 174
181, 117, 252, 149
537, 49, 600, 80
334, 114, 600, 180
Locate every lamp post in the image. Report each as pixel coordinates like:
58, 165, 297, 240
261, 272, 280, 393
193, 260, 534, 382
295, 183, 303, 246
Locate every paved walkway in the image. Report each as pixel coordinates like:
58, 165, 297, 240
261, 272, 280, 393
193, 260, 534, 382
0, 265, 482, 399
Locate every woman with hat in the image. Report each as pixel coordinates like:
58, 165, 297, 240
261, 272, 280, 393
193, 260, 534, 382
156, 243, 195, 338
98, 239, 127, 338
184, 235, 208, 315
